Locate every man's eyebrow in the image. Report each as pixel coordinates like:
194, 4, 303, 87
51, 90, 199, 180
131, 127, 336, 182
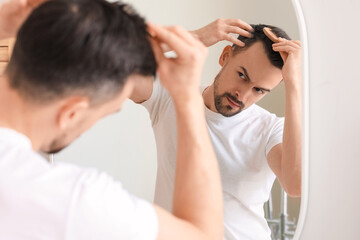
259, 87, 271, 93
240, 66, 271, 92
240, 66, 252, 83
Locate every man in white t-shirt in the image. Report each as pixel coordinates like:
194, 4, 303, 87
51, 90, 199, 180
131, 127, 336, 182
131, 19, 302, 239
0, 0, 224, 239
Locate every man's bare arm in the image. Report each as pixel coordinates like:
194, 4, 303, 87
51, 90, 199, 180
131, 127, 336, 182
267, 38, 302, 198
148, 23, 223, 240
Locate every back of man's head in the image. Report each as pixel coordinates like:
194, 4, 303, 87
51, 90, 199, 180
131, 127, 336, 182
6, 0, 156, 105
232, 24, 291, 69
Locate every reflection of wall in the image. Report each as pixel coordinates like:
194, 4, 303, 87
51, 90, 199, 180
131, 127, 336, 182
55, 0, 300, 218
271, 179, 301, 224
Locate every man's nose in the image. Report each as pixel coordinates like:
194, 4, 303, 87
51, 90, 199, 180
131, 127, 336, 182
234, 89, 251, 103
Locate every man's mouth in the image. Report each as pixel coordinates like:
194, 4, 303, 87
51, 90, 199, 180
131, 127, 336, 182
226, 96, 241, 109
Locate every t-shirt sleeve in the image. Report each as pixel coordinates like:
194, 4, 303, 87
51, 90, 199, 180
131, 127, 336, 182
141, 79, 171, 126
66, 169, 158, 240
265, 117, 285, 156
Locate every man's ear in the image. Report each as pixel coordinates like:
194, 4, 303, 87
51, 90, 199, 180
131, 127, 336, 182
57, 97, 90, 130
219, 45, 233, 67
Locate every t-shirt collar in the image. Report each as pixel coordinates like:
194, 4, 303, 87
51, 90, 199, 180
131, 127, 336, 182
0, 127, 32, 149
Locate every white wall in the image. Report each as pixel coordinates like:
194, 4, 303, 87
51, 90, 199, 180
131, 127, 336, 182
296, 0, 360, 239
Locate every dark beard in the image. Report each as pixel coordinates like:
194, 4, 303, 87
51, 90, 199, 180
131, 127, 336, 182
46, 147, 65, 154
43, 135, 71, 154
213, 72, 245, 117
214, 92, 245, 117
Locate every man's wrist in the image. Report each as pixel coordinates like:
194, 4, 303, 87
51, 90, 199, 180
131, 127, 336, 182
189, 30, 207, 47
284, 76, 301, 89
189, 30, 199, 41
172, 91, 203, 109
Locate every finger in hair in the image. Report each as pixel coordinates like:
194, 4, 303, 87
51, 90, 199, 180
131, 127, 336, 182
147, 23, 192, 55
148, 36, 165, 64
227, 18, 254, 32
225, 35, 245, 47
227, 26, 253, 38
272, 45, 296, 53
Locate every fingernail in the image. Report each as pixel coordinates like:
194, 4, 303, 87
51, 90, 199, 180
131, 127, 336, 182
147, 24, 156, 37
147, 30, 156, 37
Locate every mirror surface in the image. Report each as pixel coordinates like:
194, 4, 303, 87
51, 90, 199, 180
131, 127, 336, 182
55, 0, 303, 239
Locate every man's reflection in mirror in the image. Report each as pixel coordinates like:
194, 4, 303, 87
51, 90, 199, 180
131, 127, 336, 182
131, 20, 302, 240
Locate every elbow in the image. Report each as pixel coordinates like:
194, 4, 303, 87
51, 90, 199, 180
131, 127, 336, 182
286, 189, 301, 198
282, 169, 302, 198
284, 184, 302, 198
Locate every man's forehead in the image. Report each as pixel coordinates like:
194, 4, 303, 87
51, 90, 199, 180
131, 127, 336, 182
231, 41, 282, 86
231, 41, 276, 71
233, 41, 267, 59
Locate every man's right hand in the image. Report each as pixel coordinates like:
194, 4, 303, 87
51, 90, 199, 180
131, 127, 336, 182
148, 23, 207, 102
0, 0, 46, 40
147, 23, 223, 240
191, 18, 254, 47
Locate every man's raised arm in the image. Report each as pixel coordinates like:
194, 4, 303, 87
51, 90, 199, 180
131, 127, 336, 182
267, 38, 302, 198
148, 23, 223, 240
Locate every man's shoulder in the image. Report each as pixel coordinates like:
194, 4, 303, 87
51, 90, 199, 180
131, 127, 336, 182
245, 105, 284, 130
0, 144, 116, 193
142, 79, 172, 105
250, 104, 282, 119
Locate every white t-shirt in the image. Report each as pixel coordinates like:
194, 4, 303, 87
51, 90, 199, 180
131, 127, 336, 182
142, 80, 284, 240
0, 128, 158, 240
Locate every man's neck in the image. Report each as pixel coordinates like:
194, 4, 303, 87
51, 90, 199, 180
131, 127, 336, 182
0, 76, 48, 151
202, 84, 217, 113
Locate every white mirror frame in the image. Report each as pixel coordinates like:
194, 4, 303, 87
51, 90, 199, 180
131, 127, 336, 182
291, 0, 309, 238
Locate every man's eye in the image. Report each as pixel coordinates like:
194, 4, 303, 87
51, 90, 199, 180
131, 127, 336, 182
254, 87, 264, 94
238, 72, 246, 79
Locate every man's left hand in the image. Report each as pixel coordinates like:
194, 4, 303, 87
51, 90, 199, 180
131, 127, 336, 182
272, 38, 302, 88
